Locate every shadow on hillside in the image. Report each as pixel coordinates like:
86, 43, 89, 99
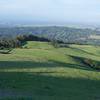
0, 72, 100, 100
0, 61, 56, 69
69, 46, 99, 57
0, 60, 96, 72
50, 60, 93, 71
69, 55, 100, 71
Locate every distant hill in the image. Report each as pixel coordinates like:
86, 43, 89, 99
0, 26, 100, 45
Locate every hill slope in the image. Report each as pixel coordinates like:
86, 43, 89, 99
0, 41, 100, 100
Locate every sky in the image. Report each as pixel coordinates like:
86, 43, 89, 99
0, 0, 100, 25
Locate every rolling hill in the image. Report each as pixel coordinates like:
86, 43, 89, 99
0, 41, 100, 100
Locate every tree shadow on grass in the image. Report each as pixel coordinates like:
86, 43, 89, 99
0, 61, 56, 69
50, 60, 93, 71
69, 55, 100, 71
0, 60, 95, 72
0, 72, 100, 100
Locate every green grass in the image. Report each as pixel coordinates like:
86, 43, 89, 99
23, 41, 54, 49
0, 41, 100, 100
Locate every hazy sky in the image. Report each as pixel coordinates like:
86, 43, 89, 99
0, 0, 100, 25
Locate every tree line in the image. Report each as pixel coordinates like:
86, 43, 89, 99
0, 34, 51, 49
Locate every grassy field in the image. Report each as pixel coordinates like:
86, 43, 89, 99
0, 41, 100, 100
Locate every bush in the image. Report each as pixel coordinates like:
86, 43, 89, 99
83, 59, 100, 70
0, 47, 13, 54
50, 40, 59, 48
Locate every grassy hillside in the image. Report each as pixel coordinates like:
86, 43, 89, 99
0, 41, 100, 100
23, 41, 54, 49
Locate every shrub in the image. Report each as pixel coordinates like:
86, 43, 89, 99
83, 59, 100, 70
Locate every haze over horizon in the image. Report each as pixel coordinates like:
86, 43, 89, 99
0, 0, 100, 26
